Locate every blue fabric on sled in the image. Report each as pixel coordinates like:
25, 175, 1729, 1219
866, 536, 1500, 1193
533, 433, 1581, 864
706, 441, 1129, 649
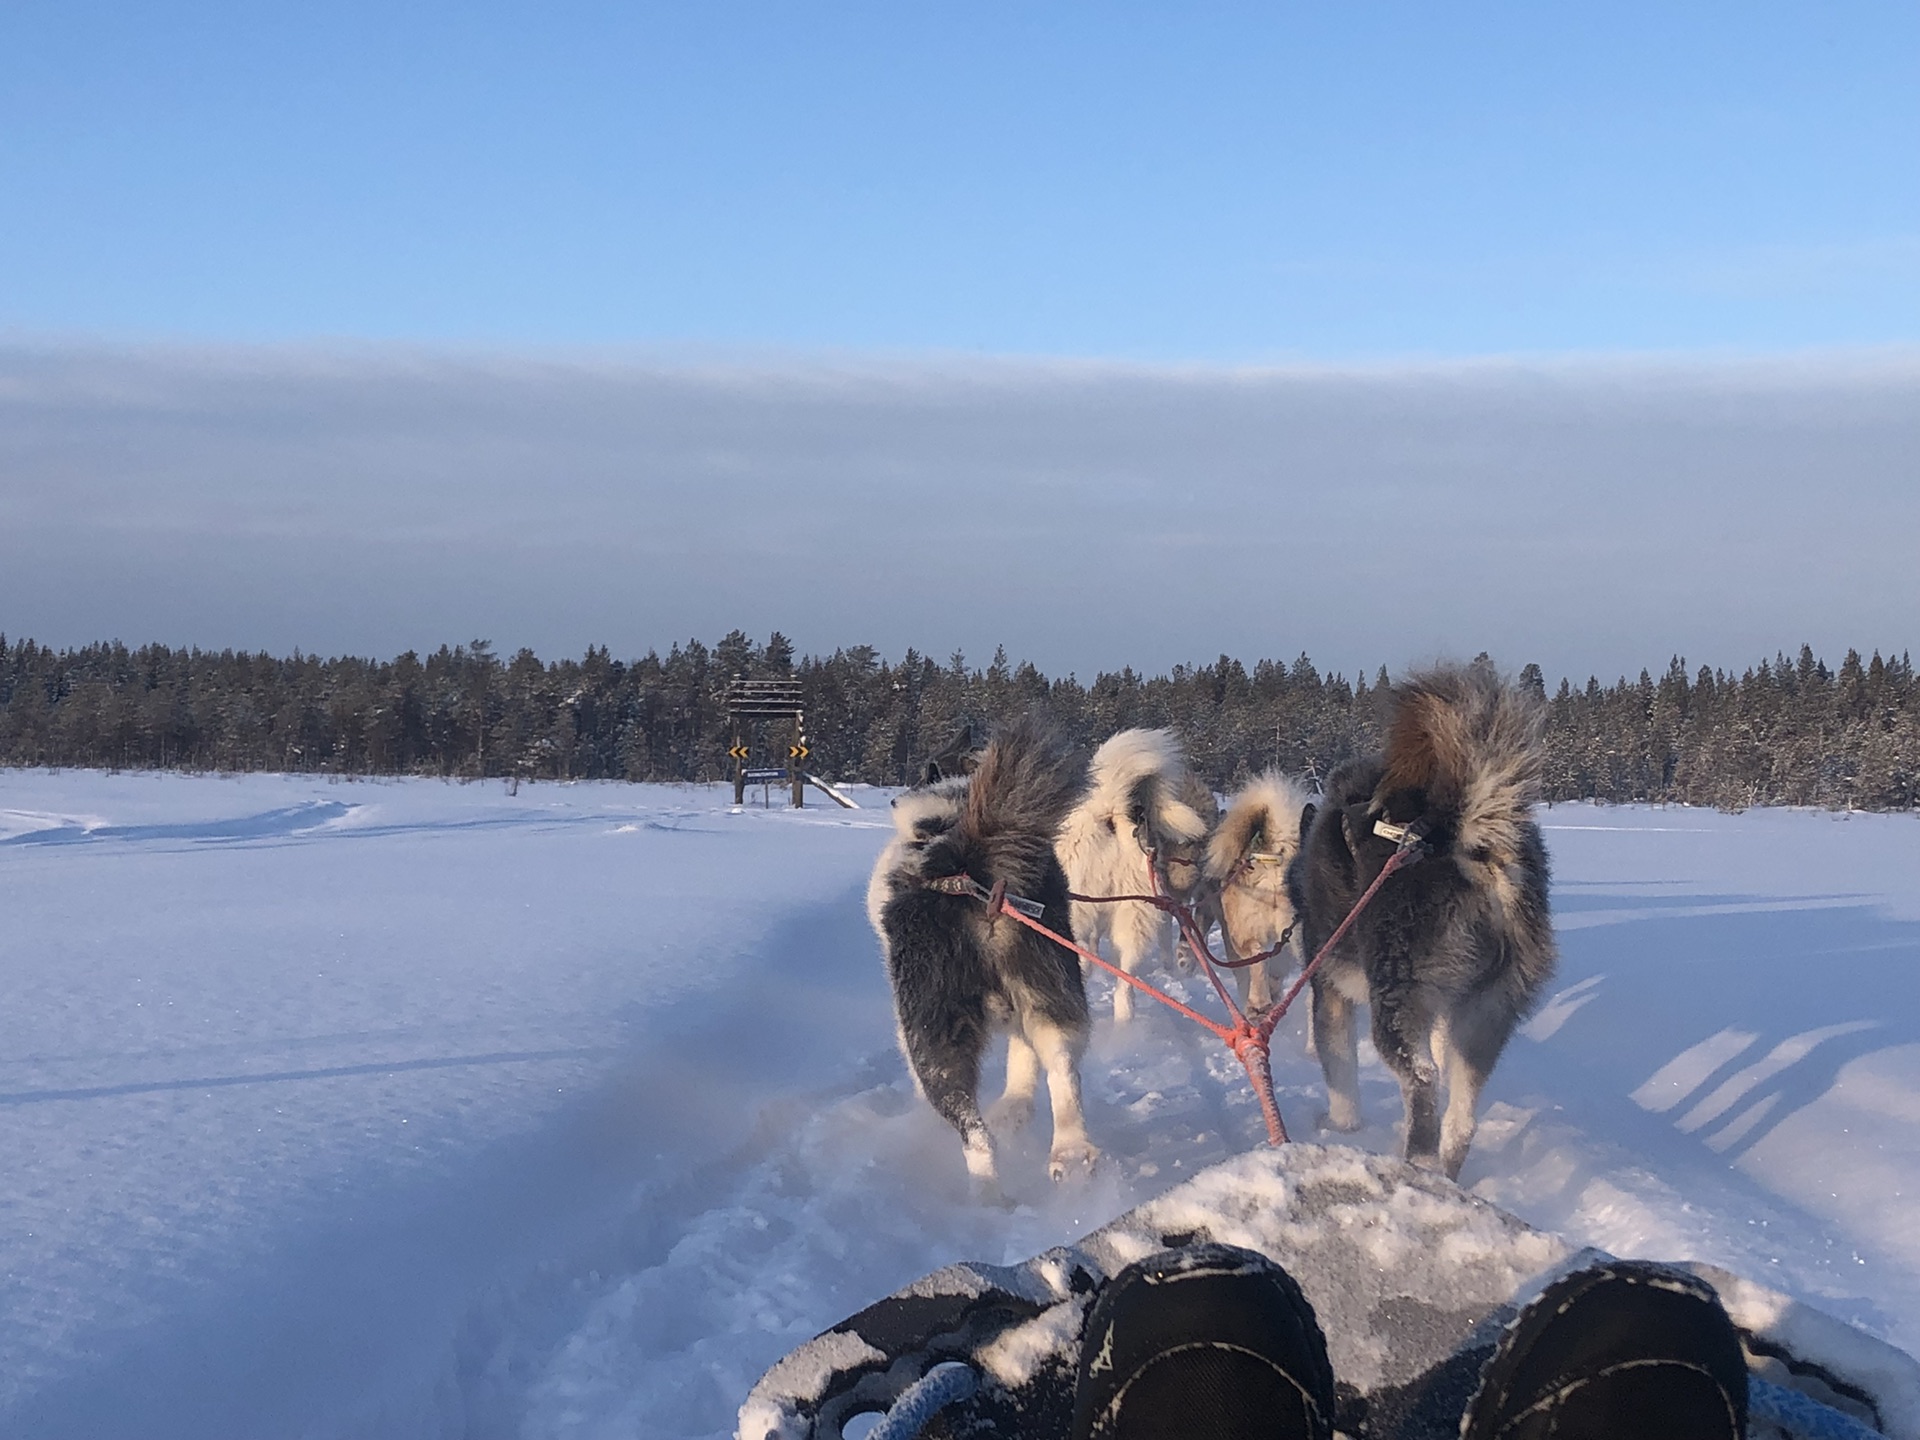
1750, 1376, 1886, 1440
864, 1362, 978, 1440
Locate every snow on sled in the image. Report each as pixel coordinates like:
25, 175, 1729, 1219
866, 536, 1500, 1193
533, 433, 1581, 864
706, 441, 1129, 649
739, 1144, 1920, 1440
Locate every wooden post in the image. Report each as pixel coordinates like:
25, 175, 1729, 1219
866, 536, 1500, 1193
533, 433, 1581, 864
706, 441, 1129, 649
791, 713, 805, 808
733, 715, 746, 805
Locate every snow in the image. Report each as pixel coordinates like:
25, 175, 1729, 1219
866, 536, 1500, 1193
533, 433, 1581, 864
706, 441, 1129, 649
1, 775, 1917, 1437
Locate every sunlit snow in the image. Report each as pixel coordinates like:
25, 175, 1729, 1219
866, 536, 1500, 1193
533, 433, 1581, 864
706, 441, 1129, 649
2, 773, 1917, 1437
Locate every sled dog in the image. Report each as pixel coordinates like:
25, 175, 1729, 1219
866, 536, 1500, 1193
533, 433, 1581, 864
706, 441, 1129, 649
1057, 728, 1217, 1023
1286, 663, 1556, 1179
866, 723, 1096, 1195
1204, 771, 1313, 1013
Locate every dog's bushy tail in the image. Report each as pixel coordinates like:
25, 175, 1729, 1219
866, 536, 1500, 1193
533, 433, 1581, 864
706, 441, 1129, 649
955, 720, 1089, 898
1205, 770, 1311, 882
1085, 728, 1212, 844
1377, 661, 1546, 864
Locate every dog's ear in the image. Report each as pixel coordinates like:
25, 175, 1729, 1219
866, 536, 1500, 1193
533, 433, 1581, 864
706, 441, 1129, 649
1298, 802, 1317, 846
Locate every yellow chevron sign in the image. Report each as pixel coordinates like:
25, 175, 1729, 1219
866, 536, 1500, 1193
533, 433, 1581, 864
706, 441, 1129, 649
728, 744, 750, 760
789, 743, 810, 760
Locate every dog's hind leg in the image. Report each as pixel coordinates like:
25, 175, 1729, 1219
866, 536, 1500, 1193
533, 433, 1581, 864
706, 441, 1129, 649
1221, 923, 1250, 1010
1231, 912, 1279, 1014
905, 1032, 999, 1198
1312, 975, 1364, 1132
1372, 987, 1443, 1167
1162, 911, 1188, 973
1025, 1017, 1099, 1180
1071, 905, 1105, 998
1435, 989, 1519, 1179
988, 1032, 1040, 1132
1222, 925, 1272, 1015
1109, 902, 1165, 1024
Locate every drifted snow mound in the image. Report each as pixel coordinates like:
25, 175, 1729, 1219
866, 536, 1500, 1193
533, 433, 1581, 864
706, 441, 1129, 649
739, 1144, 1920, 1440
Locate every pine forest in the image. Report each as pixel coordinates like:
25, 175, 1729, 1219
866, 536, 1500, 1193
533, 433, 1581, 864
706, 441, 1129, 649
1, 632, 1914, 813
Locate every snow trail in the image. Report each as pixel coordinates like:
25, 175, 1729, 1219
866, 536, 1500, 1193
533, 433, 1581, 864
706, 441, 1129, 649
2, 775, 1917, 1438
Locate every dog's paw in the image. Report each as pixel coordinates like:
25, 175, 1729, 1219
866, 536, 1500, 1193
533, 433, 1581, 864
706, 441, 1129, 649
987, 1094, 1035, 1133
1048, 1140, 1101, 1182
1318, 1106, 1364, 1134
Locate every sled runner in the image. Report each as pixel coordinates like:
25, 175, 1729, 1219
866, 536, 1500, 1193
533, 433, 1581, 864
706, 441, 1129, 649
738, 1145, 1920, 1440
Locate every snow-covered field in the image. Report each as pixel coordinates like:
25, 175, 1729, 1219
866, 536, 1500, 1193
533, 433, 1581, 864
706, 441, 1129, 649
2, 773, 1917, 1438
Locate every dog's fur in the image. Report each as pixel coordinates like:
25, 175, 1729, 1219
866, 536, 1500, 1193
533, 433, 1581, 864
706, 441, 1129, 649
1204, 771, 1313, 1012
1286, 663, 1556, 1179
866, 723, 1096, 1195
1056, 728, 1218, 1022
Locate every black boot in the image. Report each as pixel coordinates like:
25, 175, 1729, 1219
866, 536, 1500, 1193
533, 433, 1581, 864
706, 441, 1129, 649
1069, 1244, 1336, 1440
1462, 1259, 1749, 1440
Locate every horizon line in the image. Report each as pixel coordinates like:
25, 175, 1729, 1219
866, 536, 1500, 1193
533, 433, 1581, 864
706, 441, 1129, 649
6, 331, 1920, 384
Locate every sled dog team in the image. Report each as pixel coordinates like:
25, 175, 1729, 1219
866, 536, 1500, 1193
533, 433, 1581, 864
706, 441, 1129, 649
866, 661, 1558, 1198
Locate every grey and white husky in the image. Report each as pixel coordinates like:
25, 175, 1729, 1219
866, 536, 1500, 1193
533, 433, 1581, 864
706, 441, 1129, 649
866, 723, 1097, 1196
1286, 663, 1556, 1179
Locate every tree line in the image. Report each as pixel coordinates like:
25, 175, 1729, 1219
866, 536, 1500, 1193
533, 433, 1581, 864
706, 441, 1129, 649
0, 631, 1914, 812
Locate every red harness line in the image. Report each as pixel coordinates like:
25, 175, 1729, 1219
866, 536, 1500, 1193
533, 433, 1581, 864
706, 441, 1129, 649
991, 841, 1425, 1146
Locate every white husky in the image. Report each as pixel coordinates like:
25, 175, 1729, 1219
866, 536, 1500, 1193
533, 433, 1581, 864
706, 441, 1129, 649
1056, 728, 1217, 1022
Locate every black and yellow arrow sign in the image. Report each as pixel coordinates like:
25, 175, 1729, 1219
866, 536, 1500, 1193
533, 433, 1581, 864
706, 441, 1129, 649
728, 744, 750, 760
789, 743, 810, 760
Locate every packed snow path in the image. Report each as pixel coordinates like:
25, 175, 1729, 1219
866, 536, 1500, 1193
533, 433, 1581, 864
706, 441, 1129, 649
1, 774, 1917, 1438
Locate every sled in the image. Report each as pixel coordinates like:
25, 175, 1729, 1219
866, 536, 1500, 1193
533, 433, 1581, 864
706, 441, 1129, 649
739, 1144, 1920, 1440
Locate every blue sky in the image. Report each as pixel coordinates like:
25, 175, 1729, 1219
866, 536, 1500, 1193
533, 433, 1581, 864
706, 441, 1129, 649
4, 2, 1916, 356
1, 6, 1916, 679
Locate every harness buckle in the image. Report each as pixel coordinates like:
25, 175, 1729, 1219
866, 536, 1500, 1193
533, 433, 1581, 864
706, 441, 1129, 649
1372, 818, 1431, 856
924, 872, 1046, 918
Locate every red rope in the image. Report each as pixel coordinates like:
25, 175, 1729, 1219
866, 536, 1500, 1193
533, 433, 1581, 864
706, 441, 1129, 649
989, 839, 1425, 1145
996, 904, 1238, 1043
1255, 845, 1419, 1044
